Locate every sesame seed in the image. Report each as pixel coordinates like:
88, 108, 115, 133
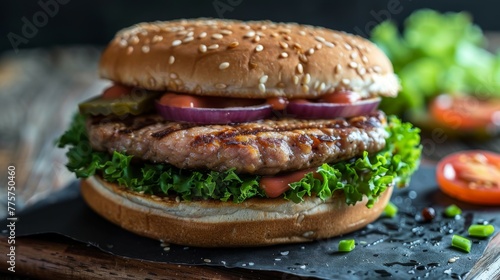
302, 73, 311, 84
119, 39, 127, 47
169, 73, 177, 79
219, 62, 230, 70
296, 64, 303, 74
212, 33, 223, 40
335, 64, 342, 74
183, 36, 194, 43
307, 48, 315, 55
252, 35, 261, 43
175, 196, 180, 202
256, 31, 265, 37
198, 32, 207, 38
362, 55, 369, 63
373, 66, 382, 73
255, 44, 264, 52
228, 41, 239, 48
280, 28, 292, 34
314, 36, 325, 42
350, 52, 358, 59
357, 67, 366, 75
258, 83, 266, 93
130, 36, 139, 44
293, 43, 302, 50
215, 83, 227, 89
259, 75, 268, 84
208, 44, 219, 50
342, 78, 350, 85
344, 43, 352, 50
315, 43, 322, 50
299, 54, 308, 64
141, 45, 150, 53
279, 42, 289, 49
186, 31, 194, 37
126, 46, 133, 54
301, 85, 309, 93
172, 40, 182, 47
324, 41, 335, 48
260, 25, 267, 30
244, 31, 256, 38
348, 61, 358, 68
319, 82, 326, 91
313, 80, 320, 90
270, 32, 279, 38
177, 30, 188, 36
279, 52, 288, 58
169, 56, 175, 65
203, 259, 212, 263
283, 35, 291, 41
163, 247, 171, 252
199, 44, 207, 53
293, 75, 300, 85
152, 35, 163, 43
220, 29, 233, 35
298, 30, 306, 36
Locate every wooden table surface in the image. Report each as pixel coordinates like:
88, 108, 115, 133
0, 47, 499, 279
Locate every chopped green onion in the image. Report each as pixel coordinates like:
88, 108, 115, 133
451, 235, 471, 253
338, 239, 356, 252
383, 202, 398, 218
468, 224, 495, 237
444, 204, 462, 218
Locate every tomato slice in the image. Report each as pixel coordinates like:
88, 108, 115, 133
102, 84, 133, 99
430, 94, 500, 130
436, 150, 500, 205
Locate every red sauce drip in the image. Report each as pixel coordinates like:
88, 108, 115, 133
260, 168, 319, 198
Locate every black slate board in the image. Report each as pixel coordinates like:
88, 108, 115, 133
2, 166, 499, 279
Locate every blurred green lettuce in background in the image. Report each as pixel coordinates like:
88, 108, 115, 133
371, 9, 500, 116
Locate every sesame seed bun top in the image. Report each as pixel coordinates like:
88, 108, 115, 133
99, 18, 399, 99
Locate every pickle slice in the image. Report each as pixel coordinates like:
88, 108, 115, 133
79, 91, 161, 116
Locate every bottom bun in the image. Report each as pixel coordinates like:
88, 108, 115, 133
81, 175, 393, 247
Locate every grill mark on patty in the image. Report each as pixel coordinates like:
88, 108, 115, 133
151, 123, 194, 139
119, 117, 161, 134
87, 111, 388, 175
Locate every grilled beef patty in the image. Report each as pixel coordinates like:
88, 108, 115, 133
86, 111, 388, 175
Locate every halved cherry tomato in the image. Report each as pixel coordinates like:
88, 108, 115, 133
436, 150, 500, 205
430, 94, 500, 130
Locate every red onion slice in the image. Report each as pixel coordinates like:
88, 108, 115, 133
286, 97, 381, 119
155, 101, 273, 124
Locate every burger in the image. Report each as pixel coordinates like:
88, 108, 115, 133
58, 19, 421, 247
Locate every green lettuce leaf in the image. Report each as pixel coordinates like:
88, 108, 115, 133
58, 114, 421, 206
371, 9, 500, 116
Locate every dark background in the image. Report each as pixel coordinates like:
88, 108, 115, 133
1, 0, 499, 54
